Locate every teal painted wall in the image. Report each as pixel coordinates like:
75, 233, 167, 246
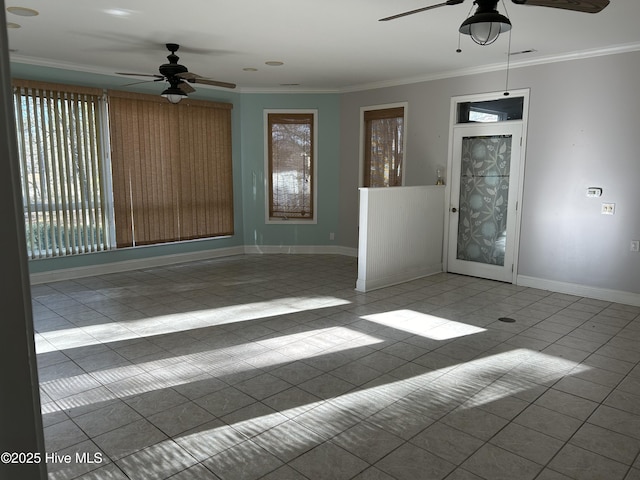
10, 64, 341, 273
239, 94, 341, 248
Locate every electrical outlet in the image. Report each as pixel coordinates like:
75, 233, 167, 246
329, 232, 335, 241
601, 203, 615, 215
631, 240, 640, 252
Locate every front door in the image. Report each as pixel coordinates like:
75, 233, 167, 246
447, 122, 523, 282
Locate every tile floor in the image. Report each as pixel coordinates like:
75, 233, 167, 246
32, 254, 640, 480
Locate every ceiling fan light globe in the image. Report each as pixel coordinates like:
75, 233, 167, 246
459, 11, 511, 46
161, 87, 187, 104
164, 94, 184, 104
469, 21, 501, 45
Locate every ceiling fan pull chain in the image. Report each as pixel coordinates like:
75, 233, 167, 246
504, 25, 512, 96
501, 0, 512, 95
456, 1, 475, 53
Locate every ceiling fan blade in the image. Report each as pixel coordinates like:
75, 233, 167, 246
116, 72, 164, 80
511, 0, 609, 13
177, 72, 237, 89
191, 78, 237, 89
121, 79, 163, 87
379, 0, 465, 22
178, 81, 196, 94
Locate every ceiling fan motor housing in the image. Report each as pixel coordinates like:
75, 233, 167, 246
473, 0, 501, 14
159, 43, 188, 79
159, 61, 188, 78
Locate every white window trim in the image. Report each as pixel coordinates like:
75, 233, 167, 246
264, 109, 318, 225
358, 102, 408, 188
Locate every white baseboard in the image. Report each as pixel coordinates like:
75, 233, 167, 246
30, 245, 358, 284
30, 246, 246, 284
356, 263, 443, 292
517, 275, 640, 307
243, 245, 358, 257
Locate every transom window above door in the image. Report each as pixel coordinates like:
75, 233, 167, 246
457, 96, 524, 124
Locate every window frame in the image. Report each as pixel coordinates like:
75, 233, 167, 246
264, 109, 318, 224
359, 102, 408, 188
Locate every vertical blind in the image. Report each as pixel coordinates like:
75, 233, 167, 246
267, 112, 314, 219
363, 106, 404, 187
13, 80, 110, 259
107, 91, 234, 247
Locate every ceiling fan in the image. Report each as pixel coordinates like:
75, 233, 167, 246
380, 0, 610, 45
116, 43, 236, 103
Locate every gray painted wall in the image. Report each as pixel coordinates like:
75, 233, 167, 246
519, 54, 640, 293
339, 51, 640, 295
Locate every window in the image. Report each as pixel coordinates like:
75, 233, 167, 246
108, 91, 234, 247
469, 109, 502, 123
457, 97, 524, 123
362, 105, 406, 187
13, 80, 235, 258
265, 110, 317, 222
13, 80, 112, 259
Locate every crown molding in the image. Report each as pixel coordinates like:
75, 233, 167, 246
11, 41, 640, 95
338, 41, 640, 93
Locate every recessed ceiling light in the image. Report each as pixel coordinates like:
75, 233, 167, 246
104, 8, 132, 17
7, 22, 21, 28
243, 67, 258, 72
7, 6, 39, 16
265, 61, 284, 67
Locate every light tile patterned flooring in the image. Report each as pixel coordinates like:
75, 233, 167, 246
32, 254, 640, 480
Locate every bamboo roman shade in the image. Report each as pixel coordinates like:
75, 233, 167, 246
363, 106, 404, 187
267, 112, 314, 220
107, 91, 234, 247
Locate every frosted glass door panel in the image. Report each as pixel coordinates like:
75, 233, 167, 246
448, 123, 522, 283
456, 135, 512, 267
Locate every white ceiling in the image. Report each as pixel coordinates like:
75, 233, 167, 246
6, 0, 640, 93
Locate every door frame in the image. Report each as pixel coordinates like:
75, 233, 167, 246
442, 89, 530, 284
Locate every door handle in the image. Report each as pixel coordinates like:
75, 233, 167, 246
451, 207, 458, 213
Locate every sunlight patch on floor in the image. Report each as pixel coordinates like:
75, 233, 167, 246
41, 327, 384, 414
172, 348, 591, 462
362, 310, 486, 340
35, 296, 352, 354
